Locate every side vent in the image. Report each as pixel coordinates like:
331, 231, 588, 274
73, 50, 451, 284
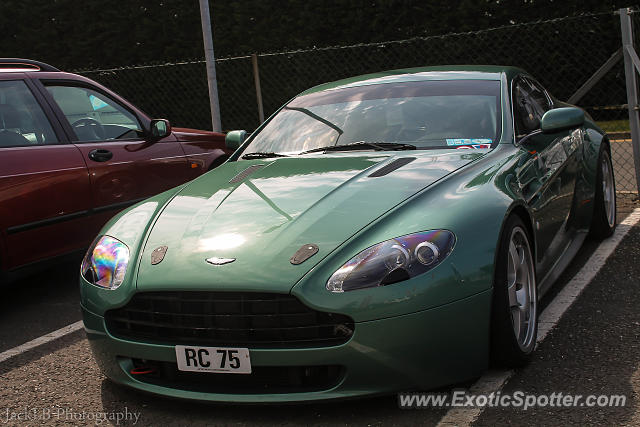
229, 164, 265, 184
368, 157, 416, 177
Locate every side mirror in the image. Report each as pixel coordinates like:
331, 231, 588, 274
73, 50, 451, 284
225, 130, 247, 150
540, 107, 584, 134
150, 119, 171, 140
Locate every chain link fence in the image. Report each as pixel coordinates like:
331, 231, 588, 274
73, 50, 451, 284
618, 7, 640, 194
77, 10, 637, 193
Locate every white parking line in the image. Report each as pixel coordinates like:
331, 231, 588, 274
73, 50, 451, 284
0, 321, 83, 364
437, 207, 640, 426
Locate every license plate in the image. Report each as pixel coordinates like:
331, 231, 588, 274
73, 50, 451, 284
175, 345, 251, 374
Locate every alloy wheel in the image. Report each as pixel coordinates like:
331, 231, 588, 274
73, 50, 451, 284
506, 226, 537, 351
602, 153, 616, 228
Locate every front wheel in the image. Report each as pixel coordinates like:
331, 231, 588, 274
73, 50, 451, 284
490, 216, 538, 367
589, 146, 616, 239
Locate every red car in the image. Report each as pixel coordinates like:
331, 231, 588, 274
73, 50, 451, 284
0, 58, 233, 282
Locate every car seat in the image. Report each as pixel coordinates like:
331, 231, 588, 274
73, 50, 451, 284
0, 104, 30, 147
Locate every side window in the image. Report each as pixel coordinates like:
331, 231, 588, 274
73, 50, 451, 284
45, 85, 143, 142
513, 78, 549, 136
0, 80, 58, 147
526, 78, 553, 111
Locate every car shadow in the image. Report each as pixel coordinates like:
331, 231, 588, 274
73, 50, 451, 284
99, 377, 452, 425
0, 259, 82, 352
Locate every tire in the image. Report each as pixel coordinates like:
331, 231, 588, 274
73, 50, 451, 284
490, 215, 538, 368
589, 145, 616, 239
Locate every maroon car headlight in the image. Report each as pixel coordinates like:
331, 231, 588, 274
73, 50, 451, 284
326, 230, 456, 293
81, 235, 130, 290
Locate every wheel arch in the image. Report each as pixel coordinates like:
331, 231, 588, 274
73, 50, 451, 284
602, 134, 611, 149
493, 202, 536, 290
508, 204, 536, 256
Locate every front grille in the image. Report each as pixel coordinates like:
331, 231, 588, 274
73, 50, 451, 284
105, 292, 354, 348
128, 359, 344, 394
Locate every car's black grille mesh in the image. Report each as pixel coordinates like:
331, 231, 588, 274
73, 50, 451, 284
129, 359, 344, 394
105, 292, 354, 348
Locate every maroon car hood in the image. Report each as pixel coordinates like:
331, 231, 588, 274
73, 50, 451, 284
172, 127, 225, 143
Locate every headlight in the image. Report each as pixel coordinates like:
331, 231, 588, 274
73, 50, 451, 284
81, 235, 130, 289
326, 230, 455, 293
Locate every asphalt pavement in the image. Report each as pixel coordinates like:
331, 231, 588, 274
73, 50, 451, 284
475, 208, 640, 426
0, 262, 80, 353
0, 195, 638, 426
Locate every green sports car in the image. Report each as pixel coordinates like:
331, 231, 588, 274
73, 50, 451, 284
80, 66, 615, 402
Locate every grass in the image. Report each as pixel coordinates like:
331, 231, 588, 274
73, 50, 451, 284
596, 120, 630, 133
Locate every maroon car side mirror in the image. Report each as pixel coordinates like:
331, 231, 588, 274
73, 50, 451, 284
150, 119, 172, 140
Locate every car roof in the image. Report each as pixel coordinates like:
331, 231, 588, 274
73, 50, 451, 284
0, 59, 70, 81
0, 58, 60, 74
298, 65, 525, 96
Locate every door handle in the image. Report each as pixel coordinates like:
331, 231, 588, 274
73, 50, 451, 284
88, 149, 113, 162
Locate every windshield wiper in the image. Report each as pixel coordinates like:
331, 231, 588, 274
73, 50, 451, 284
241, 152, 289, 160
299, 141, 417, 155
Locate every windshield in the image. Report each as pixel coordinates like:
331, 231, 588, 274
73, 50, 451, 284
243, 79, 501, 155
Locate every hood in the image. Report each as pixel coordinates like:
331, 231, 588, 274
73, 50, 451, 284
172, 127, 225, 143
136, 151, 484, 292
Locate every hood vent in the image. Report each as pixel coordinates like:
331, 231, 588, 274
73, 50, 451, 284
368, 157, 416, 177
229, 164, 266, 184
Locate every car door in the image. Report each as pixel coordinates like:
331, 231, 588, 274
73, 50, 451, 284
39, 82, 192, 212
514, 76, 582, 273
0, 78, 93, 270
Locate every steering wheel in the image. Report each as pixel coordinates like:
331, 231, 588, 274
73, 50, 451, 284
71, 117, 106, 141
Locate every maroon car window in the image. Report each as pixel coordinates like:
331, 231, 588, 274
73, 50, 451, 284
46, 85, 143, 142
0, 80, 58, 147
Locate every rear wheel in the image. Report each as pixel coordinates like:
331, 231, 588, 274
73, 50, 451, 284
589, 146, 616, 239
490, 216, 538, 367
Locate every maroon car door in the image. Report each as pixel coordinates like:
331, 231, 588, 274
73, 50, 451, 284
43, 84, 192, 211
0, 79, 93, 269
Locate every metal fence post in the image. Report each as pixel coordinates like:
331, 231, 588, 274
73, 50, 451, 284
199, 0, 222, 132
620, 7, 640, 194
252, 54, 265, 124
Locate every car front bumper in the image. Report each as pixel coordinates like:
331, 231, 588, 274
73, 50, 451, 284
83, 288, 491, 403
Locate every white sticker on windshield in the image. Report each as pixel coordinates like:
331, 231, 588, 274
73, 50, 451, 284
446, 138, 492, 146
456, 144, 491, 150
